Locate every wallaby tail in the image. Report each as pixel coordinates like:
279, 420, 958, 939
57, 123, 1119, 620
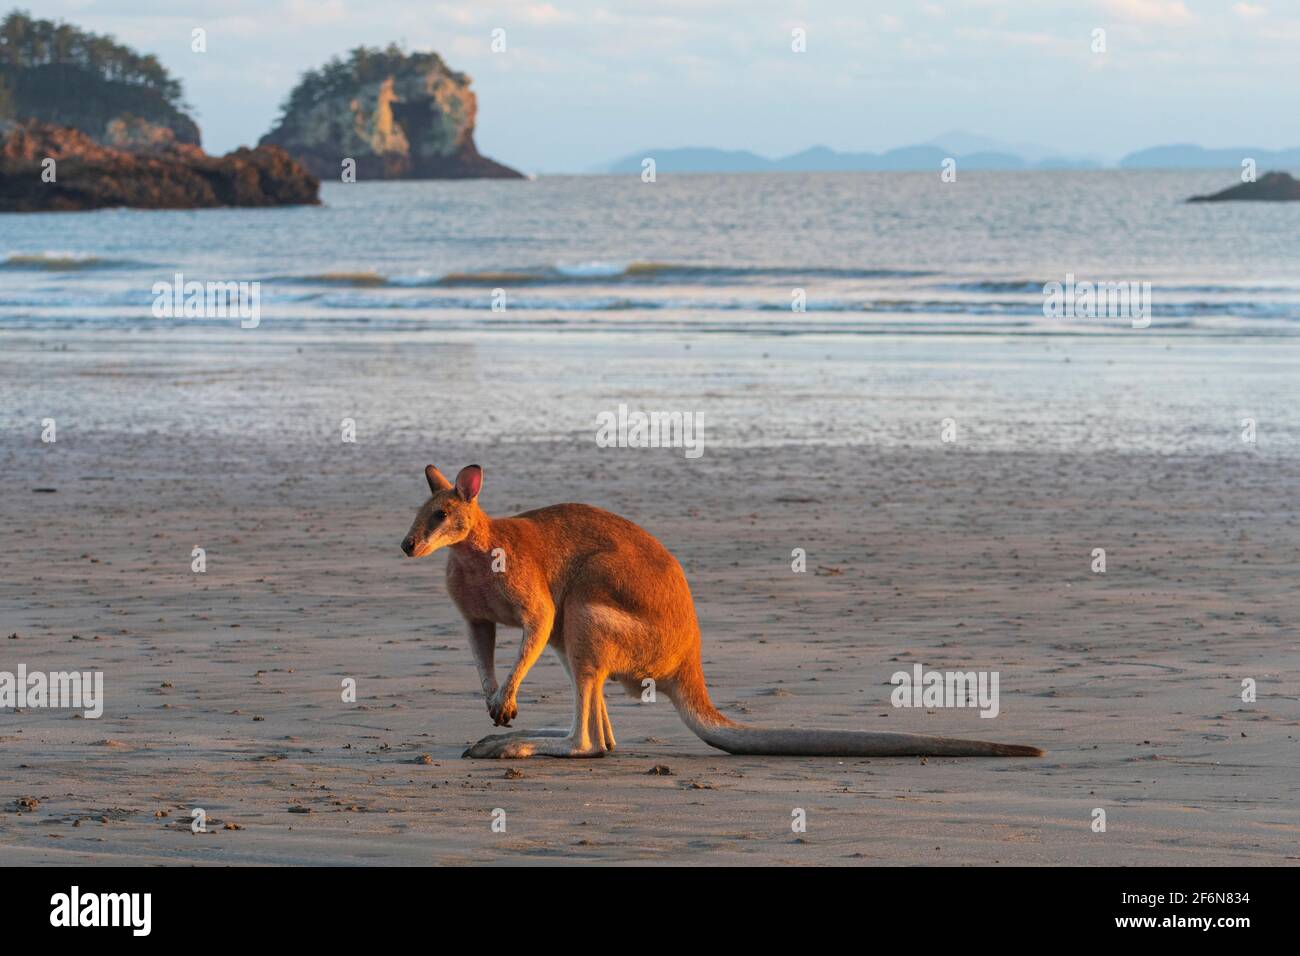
669, 663, 1045, 758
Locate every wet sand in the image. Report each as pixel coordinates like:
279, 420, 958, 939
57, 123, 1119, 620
1, 332, 1297, 865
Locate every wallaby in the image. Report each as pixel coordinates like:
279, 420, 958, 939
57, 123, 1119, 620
402, 464, 1045, 759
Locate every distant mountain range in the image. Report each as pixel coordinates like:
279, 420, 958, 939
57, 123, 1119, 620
599, 131, 1300, 174
1118, 144, 1300, 169
602, 144, 1097, 174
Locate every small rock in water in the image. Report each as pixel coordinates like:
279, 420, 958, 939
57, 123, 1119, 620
1188, 171, 1300, 202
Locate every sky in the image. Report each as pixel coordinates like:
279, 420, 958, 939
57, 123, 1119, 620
28, 0, 1300, 172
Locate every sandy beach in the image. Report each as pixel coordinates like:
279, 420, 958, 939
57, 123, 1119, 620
1, 330, 1296, 865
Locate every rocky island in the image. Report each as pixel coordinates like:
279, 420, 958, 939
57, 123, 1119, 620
260, 45, 522, 180
0, 11, 318, 211
1188, 171, 1300, 202
0, 119, 318, 212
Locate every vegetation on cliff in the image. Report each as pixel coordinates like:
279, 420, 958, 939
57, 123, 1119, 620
274, 45, 465, 123
0, 9, 199, 145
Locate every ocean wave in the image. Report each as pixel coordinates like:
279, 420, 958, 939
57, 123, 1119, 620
3, 286, 1294, 321
940, 279, 1300, 295
273, 261, 939, 288
436, 262, 940, 285
1, 251, 151, 271
938, 280, 1050, 293
289, 271, 389, 286
305, 293, 1300, 320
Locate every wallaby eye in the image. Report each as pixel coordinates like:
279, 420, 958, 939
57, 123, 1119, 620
434, 510, 447, 522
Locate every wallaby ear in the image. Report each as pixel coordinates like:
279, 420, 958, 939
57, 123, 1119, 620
455, 464, 483, 502
425, 465, 453, 494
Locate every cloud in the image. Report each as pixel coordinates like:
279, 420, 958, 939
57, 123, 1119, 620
285, 0, 346, 24
518, 3, 577, 25
1231, 2, 1267, 17
1101, 0, 1194, 24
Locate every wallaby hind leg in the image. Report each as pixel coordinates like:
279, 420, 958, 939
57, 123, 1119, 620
599, 692, 616, 750
463, 667, 614, 759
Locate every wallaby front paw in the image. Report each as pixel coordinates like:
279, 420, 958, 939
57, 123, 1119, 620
487, 688, 518, 727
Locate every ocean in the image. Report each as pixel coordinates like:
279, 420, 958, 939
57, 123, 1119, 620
2, 171, 1297, 456
3, 170, 1300, 336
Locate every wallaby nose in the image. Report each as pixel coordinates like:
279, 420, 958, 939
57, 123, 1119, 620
401, 537, 414, 556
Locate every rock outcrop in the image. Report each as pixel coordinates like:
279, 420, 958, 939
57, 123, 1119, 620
1188, 171, 1300, 202
0, 120, 319, 212
260, 45, 522, 180
0, 12, 201, 147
